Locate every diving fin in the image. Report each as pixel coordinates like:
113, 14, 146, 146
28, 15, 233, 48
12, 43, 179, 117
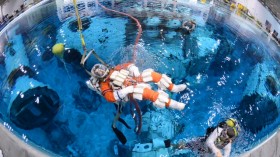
112, 125, 127, 145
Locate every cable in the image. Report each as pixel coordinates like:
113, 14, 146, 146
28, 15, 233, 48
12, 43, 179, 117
96, 0, 142, 63
96, 1, 143, 134
72, 0, 88, 64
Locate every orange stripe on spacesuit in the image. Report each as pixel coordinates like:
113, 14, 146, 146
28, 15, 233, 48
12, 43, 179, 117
165, 99, 171, 108
151, 72, 174, 91
151, 72, 162, 83
100, 79, 116, 102
168, 84, 174, 91
114, 62, 133, 71
143, 88, 159, 102
142, 88, 171, 107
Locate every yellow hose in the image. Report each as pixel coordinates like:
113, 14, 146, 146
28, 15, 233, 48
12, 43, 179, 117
72, 0, 87, 64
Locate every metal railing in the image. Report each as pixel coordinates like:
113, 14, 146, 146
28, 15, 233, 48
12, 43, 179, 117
0, 0, 45, 31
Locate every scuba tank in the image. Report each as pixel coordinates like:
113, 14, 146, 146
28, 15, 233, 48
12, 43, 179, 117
205, 118, 240, 148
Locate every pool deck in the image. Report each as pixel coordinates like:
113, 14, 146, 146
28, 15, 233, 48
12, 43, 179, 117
0, 124, 59, 157
241, 128, 280, 157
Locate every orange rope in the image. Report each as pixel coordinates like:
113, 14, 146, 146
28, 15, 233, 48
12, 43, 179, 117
96, 0, 142, 63
96, 1, 143, 134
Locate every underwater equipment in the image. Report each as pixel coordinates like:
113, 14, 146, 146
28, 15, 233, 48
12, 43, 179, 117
112, 99, 142, 144
152, 138, 169, 149
71, 0, 144, 141
112, 125, 127, 145
225, 118, 237, 128
5, 35, 60, 130
112, 102, 130, 144
131, 139, 170, 156
118, 117, 131, 129
72, 0, 88, 64
52, 43, 65, 58
129, 95, 142, 134
52, 43, 82, 65
225, 118, 240, 137
52, 45, 85, 79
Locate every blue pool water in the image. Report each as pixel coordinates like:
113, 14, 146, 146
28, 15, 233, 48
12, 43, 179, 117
1, 1, 280, 157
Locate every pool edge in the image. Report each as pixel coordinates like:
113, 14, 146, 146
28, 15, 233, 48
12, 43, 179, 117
0, 124, 60, 157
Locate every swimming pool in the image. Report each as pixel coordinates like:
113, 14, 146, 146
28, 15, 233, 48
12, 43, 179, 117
0, 0, 280, 156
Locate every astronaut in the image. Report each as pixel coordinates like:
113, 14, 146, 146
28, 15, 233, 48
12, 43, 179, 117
86, 63, 187, 110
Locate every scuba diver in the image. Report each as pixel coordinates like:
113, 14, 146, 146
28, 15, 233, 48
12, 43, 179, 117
182, 20, 196, 34
171, 118, 240, 157
86, 63, 187, 111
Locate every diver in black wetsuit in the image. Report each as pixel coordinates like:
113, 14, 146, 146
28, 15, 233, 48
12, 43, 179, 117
182, 20, 196, 34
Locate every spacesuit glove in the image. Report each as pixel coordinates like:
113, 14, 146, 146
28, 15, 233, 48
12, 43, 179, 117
114, 86, 134, 101
128, 64, 140, 77
118, 86, 134, 98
